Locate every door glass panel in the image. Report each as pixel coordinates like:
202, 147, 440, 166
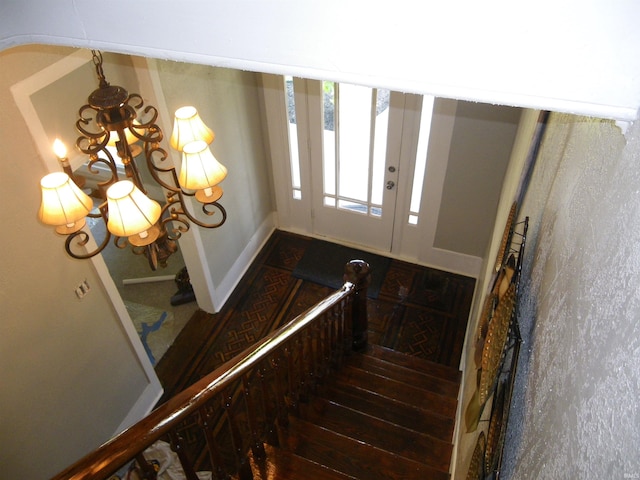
337, 83, 371, 203
371, 89, 389, 208
322, 81, 336, 196
321, 82, 389, 217
285, 76, 302, 200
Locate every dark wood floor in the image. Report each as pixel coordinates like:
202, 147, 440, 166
155, 230, 475, 404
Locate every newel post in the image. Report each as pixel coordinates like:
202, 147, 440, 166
344, 259, 370, 351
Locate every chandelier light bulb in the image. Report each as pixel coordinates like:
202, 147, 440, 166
52, 138, 68, 159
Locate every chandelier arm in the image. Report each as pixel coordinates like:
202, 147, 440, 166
157, 202, 189, 241
76, 106, 110, 146
143, 143, 183, 193
85, 155, 119, 193
63, 204, 112, 260
168, 191, 228, 229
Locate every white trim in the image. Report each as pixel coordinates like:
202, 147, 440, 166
424, 247, 482, 279
10, 49, 91, 171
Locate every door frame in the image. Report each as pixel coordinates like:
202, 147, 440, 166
262, 73, 482, 277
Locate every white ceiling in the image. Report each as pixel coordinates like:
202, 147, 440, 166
2, 0, 639, 120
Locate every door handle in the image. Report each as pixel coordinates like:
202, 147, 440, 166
386, 180, 395, 190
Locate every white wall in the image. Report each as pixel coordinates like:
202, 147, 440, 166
1, 1, 639, 121
0, 45, 160, 479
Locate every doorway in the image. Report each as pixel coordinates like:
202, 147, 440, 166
267, 75, 435, 255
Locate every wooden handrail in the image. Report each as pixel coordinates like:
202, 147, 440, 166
51, 260, 371, 480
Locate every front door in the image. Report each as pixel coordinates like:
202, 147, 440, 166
307, 81, 404, 251
263, 75, 435, 255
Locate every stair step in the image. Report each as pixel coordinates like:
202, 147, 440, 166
246, 444, 356, 480
285, 416, 450, 480
299, 397, 452, 471
347, 352, 460, 398
365, 344, 461, 383
333, 365, 458, 419
321, 382, 455, 442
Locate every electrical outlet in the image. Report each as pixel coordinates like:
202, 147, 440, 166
75, 279, 91, 299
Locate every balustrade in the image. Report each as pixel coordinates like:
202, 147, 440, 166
51, 260, 370, 480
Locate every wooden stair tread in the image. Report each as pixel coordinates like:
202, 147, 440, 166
364, 344, 461, 383
347, 352, 460, 398
285, 416, 450, 480
333, 365, 458, 418
246, 444, 357, 480
299, 397, 452, 470
321, 382, 455, 442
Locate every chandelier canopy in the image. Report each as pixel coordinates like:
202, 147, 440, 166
38, 51, 227, 270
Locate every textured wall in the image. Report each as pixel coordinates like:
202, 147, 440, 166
502, 114, 640, 477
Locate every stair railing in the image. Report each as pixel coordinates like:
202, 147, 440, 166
51, 260, 371, 480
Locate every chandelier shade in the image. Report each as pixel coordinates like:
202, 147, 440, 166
179, 140, 228, 203
170, 106, 215, 151
39, 172, 93, 235
106, 180, 161, 245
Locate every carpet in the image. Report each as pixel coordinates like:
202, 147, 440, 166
292, 238, 391, 298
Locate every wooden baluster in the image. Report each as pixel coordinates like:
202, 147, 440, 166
313, 317, 325, 383
134, 453, 157, 480
258, 363, 280, 447
320, 316, 329, 375
199, 407, 230, 480
167, 431, 199, 480
301, 329, 315, 397
223, 389, 253, 480
270, 354, 289, 434
333, 303, 346, 366
242, 375, 266, 461
296, 336, 308, 402
344, 260, 370, 351
285, 343, 299, 414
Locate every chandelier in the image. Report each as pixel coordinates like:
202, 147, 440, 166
37, 51, 227, 270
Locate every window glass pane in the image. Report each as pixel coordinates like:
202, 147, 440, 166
285, 76, 301, 190
337, 83, 371, 203
324, 196, 336, 207
409, 96, 435, 219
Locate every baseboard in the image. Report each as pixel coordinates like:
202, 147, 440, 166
424, 247, 483, 278
113, 378, 163, 435
213, 214, 277, 311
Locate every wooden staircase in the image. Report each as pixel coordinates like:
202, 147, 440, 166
244, 343, 461, 480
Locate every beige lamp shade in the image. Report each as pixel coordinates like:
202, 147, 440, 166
170, 106, 215, 151
106, 180, 162, 246
180, 140, 227, 203
39, 172, 93, 234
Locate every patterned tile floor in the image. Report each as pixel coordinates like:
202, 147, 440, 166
155, 230, 476, 403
